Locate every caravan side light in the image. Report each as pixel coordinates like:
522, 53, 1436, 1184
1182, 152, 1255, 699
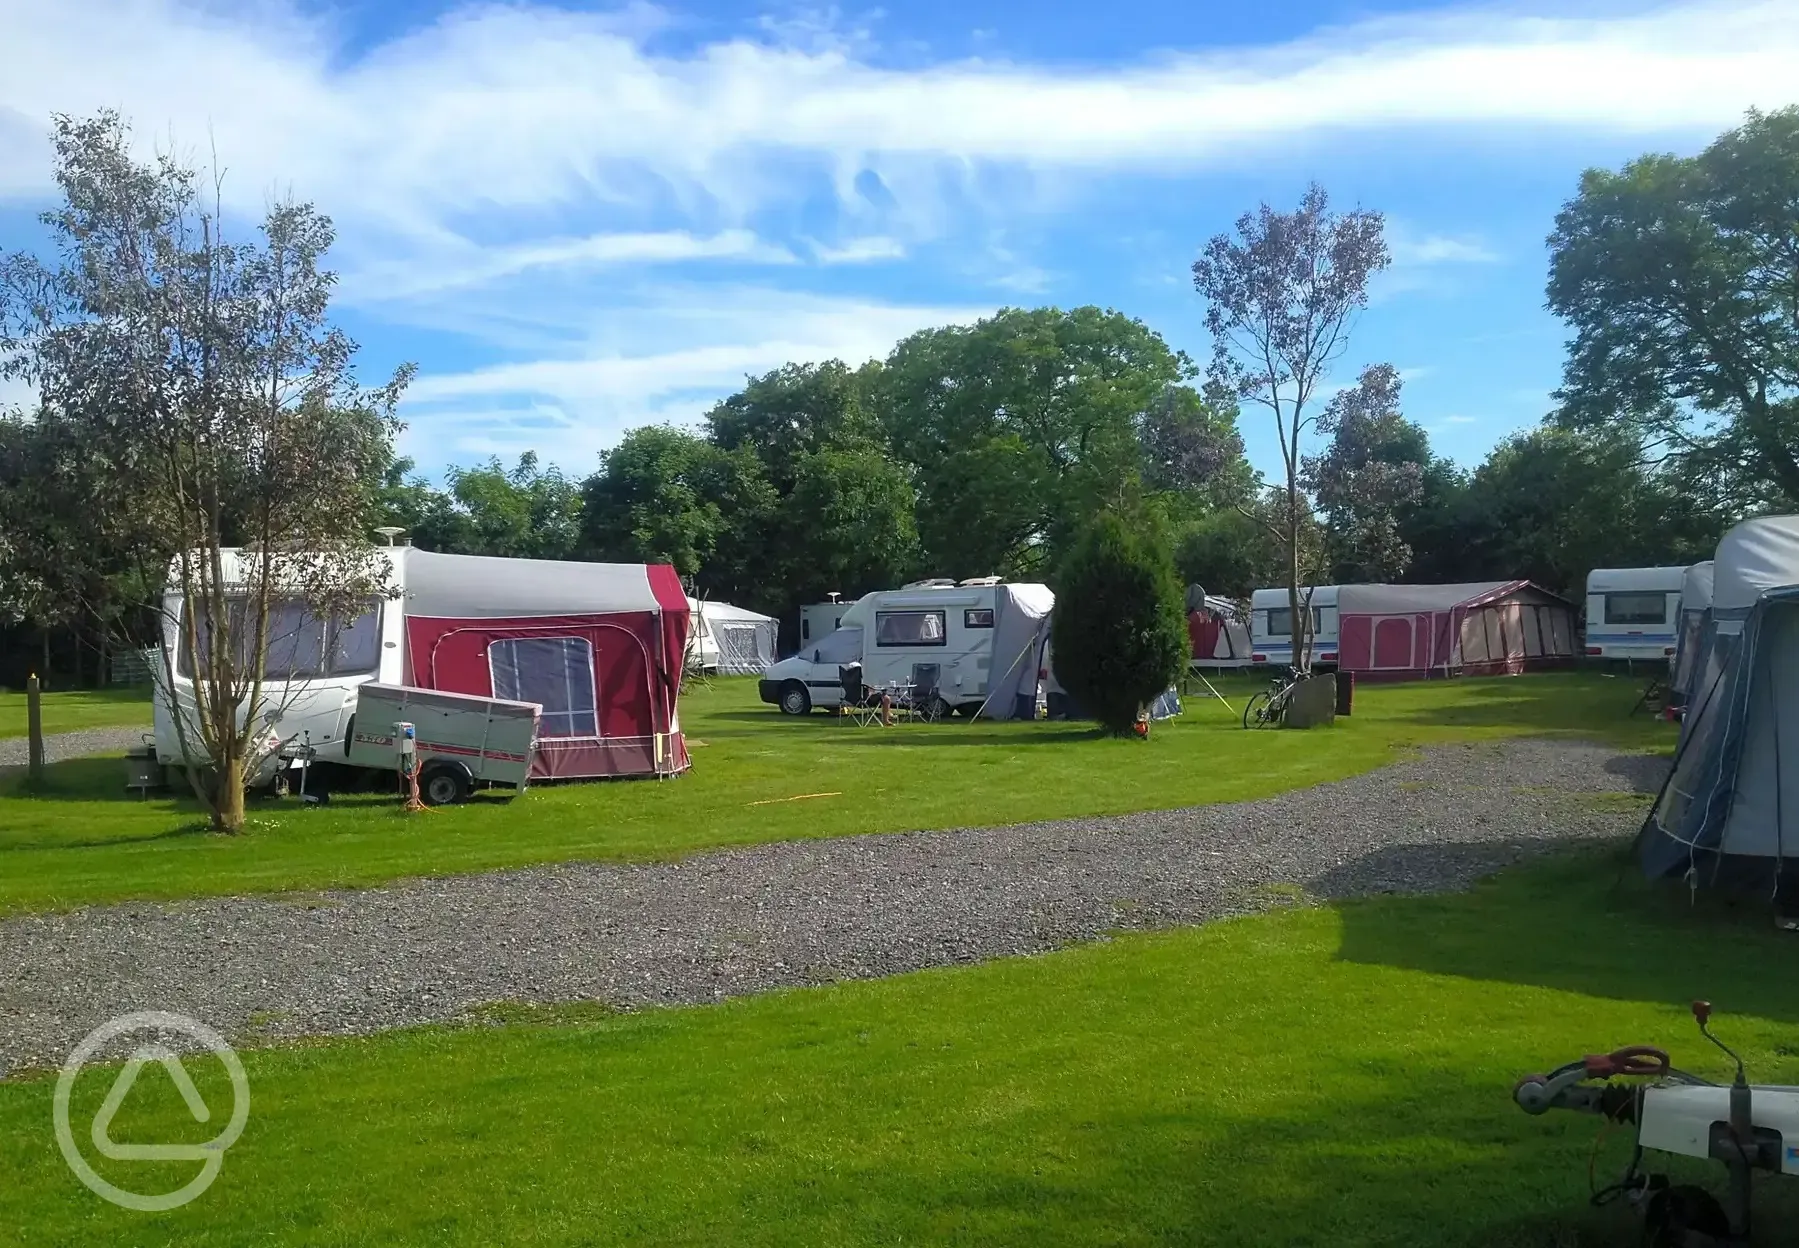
1585, 646, 1603, 656
1251, 653, 1267, 663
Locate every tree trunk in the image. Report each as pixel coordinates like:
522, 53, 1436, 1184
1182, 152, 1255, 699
40, 628, 50, 687
211, 745, 247, 834
1287, 491, 1309, 675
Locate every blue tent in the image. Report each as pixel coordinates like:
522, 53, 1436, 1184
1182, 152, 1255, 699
1640, 516, 1799, 888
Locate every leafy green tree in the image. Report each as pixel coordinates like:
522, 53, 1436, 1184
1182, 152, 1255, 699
1193, 185, 1390, 670
780, 444, 921, 607
443, 453, 581, 560
706, 360, 884, 493
375, 457, 474, 553
1051, 511, 1188, 735
580, 425, 769, 579
878, 307, 1192, 579
1301, 363, 1425, 583
1547, 106, 1799, 512
1138, 382, 1256, 514
1459, 428, 1724, 598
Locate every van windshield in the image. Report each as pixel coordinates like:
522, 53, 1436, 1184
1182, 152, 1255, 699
812, 627, 864, 665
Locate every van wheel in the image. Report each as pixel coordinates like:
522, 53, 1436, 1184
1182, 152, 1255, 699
779, 682, 811, 715
419, 761, 472, 806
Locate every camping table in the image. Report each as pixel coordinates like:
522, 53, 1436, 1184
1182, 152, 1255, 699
881, 681, 919, 722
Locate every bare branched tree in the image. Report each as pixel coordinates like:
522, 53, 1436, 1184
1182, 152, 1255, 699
1192, 185, 1388, 673
0, 112, 412, 830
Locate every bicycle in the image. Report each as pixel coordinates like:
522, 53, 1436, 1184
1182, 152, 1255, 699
1242, 667, 1302, 729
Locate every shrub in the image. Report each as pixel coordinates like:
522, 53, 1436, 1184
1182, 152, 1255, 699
1051, 511, 1188, 735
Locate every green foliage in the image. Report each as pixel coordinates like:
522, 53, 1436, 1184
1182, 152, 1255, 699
879, 307, 1194, 578
1547, 105, 1799, 512
1051, 511, 1188, 734
1302, 363, 1426, 583
781, 445, 921, 605
1457, 428, 1723, 597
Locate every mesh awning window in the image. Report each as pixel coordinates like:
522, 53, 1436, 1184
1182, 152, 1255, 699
490, 637, 597, 738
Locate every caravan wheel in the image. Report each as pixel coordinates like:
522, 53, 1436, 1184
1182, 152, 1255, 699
419, 761, 472, 806
778, 682, 812, 715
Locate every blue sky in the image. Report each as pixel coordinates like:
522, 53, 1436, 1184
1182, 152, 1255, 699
2, 0, 1796, 484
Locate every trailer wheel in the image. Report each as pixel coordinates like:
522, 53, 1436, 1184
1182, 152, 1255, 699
778, 682, 811, 715
418, 761, 472, 806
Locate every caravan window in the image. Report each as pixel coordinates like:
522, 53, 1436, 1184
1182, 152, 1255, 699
1264, 607, 1324, 638
1603, 592, 1669, 625
489, 637, 598, 738
180, 598, 381, 679
964, 609, 994, 629
875, 610, 946, 647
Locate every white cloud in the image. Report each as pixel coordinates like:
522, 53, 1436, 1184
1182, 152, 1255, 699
1442, 414, 1480, 424
339, 229, 797, 302
1388, 226, 1502, 267
2, 0, 1795, 242
811, 235, 907, 264
397, 287, 992, 467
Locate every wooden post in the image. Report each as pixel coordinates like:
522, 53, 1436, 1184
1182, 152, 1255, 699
26, 672, 45, 784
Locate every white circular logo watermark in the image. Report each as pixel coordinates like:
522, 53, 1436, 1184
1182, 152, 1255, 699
54, 1010, 250, 1211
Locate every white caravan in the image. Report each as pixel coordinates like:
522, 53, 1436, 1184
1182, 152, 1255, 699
152, 548, 405, 783
1248, 586, 1341, 670
686, 598, 780, 675
760, 580, 1054, 718
1584, 566, 1686, 661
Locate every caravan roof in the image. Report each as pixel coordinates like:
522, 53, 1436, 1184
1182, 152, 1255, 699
1586, 566, 1687, 594
1711, 517, 1799, 610
1681, 561, 1716, 612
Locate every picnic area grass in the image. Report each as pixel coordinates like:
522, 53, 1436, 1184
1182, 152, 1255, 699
0, 670, 1675, 913
3, 847, 1793, 1247
0, 686, 151, 739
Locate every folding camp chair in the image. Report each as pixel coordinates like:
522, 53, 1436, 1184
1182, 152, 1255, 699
906, 663, 942, 722
839, 665, 882, 727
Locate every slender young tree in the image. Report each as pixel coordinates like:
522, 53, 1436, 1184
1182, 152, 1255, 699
1192, 186, 1389, 671
0, 112, 411, 831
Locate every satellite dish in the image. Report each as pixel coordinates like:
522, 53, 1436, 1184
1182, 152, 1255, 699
374, 526, 406, 547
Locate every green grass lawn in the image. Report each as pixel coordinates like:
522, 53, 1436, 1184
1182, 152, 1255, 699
2, 849, 1791, 1247
0, 686, 152, 739
0, 671, 1674, 913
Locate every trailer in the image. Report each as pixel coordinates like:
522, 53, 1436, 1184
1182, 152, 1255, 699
1584, 566, 1686, 662
345, 683, 540, 805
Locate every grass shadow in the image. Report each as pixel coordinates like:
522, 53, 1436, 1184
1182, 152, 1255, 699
1329, 844, 1799, 1026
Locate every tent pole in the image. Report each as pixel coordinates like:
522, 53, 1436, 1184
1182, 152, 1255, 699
1189, 667, 1235, 715
969, 630, 1044, 725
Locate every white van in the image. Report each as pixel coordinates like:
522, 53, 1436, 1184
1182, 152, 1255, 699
1584, 566, 1685, 661
760, 581, 1053, 717
1248, 586, 1340, 670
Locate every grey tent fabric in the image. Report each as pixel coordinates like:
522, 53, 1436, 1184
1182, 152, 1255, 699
1641, 517, 1799, 887
1669, 561, 1715, 702
979, 584, 1055, 720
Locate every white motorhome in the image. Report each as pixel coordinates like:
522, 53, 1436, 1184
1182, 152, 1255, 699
1584, 566, 1686, 661
1248, 586, 1340, 670
760, 580, 1053, 718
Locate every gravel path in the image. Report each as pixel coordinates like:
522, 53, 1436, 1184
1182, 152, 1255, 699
0, 739, 1665, 1074
0, 725, 150, 770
